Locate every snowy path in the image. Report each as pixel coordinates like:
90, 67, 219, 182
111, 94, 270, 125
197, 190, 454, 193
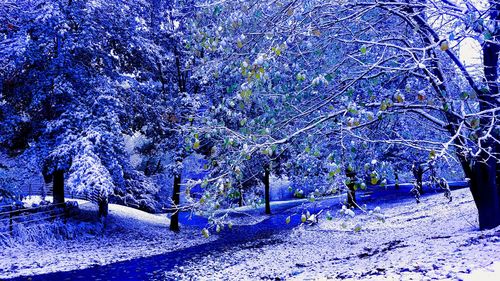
5, 186, 500, 280
6, 198, 320, 280
3, 185, 499, 280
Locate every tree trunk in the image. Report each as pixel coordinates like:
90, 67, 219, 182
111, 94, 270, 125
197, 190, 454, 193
170, 174, 181, 232
471, 1, 500, 230
413, 165, 424, 195
52, 170, 65, 205
346, 171, 357, 209
469, 155, 500, 230
238, 185, 243, 207
98, 198, 108, 218
263, 166, 271, 215
394, 171, 399, 190
405, 1, 500, 229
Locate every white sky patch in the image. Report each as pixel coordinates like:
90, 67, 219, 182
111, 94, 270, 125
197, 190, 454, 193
459, 37, 483, 78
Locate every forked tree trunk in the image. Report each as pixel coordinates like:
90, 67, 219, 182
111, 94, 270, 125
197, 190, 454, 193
170, 174, 181, 232
263, 166, 271, 215
52, 170, 65, 205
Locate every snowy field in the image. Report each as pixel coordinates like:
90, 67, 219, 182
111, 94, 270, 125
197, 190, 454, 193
1, 188, 499, 280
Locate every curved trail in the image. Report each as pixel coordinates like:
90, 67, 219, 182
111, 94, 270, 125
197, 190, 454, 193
11, 200, 318, 281
8, 182, 468, 281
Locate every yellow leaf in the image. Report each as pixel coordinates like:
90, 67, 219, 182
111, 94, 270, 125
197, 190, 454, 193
202, 228, 210, 238
440, 40, 449, 51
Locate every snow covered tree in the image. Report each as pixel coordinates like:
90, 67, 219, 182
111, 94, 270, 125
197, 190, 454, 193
0, 0, 164, 215
195, 0, 499, 229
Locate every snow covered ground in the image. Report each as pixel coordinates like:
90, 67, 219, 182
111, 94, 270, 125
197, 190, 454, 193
1, 188, 499, 280
0, 198, 215, 279
165, 188, 500, 280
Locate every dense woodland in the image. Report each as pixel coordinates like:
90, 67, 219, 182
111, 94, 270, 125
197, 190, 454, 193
0, 0, 499, 234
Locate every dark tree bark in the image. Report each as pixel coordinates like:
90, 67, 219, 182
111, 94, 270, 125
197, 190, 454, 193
412, 163, 425, 195
52, 170, 65, 205
263, 165, 271, 215
394, 171, 400, 190
98, 198, 108, 218
469, 154, 500, 229
170, 174, 181, 232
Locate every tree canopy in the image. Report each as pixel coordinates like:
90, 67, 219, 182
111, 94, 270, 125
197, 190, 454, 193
1, 0, 499, 229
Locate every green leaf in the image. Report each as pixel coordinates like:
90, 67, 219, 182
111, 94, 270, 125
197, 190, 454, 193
201, 179, 208, 188
213, 5, 222, 16
429, 149, 436, 159
240, 89, 252, 100
354, 224, 362, 232
470, 118, 480, 129
485, 31, 492, 40
360, 46, 367, 55
286, 216, 291, 224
